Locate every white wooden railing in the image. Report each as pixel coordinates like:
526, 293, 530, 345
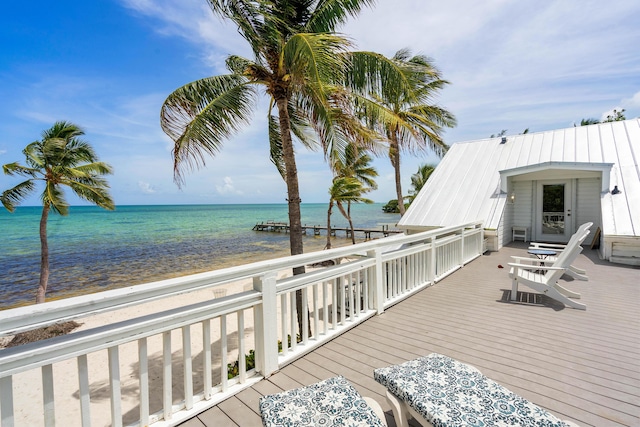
0, 221, 483, 427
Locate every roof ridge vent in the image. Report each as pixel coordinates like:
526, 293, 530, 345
500, 137, 507, 144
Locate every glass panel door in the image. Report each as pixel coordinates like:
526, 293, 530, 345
537, 180, 572, 242
542, 184, 565, 235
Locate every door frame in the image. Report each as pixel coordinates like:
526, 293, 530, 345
534, 179, 575, 242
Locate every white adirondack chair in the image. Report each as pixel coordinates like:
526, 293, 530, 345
509, 239, 587, 310
527, 222, 593, 280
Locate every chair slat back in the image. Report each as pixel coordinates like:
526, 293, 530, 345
543, 244, 583, 281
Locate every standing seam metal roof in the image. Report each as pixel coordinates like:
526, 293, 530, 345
399, 119, 640, 237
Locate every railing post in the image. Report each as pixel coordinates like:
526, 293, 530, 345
429, 237, 437, 282
460, 227, 465, 266
367, 249, 385, 314
254, 271, 278, 377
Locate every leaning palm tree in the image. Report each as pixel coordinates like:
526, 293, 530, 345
331, 143, 377, 244
161, 0, 378, 338
357, 49, 456, 215
161, 0, 377, 267
325, 176, 373, 249
1, 121, 114, 304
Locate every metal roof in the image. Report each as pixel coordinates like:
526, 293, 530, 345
399, 118, 640, 237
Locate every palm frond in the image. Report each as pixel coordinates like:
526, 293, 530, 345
283, 33, 351, 95
66, 179, 115, 210
69, 161, 114, 177
329, 176, 373, 203
208, 0, 267, 59
345, 51, 418, 104
268, 113, 287, 178
43, 182, 69, 216
1, 180, 36, 212
160, 74, 258, 185
2, 162, 40, 178
306, 0, 375, 33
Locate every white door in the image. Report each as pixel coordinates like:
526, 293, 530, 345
536, 180, 573, 242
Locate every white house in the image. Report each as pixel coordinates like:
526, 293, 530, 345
399, 118, 640, 265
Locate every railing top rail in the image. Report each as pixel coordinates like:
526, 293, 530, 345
0, 291, 261, 377
0, 220, 483, 336
276, 258, 376, 294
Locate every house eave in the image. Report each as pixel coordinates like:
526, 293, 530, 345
499, 161, 614, 193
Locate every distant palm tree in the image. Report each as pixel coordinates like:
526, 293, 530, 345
407, 163, 436, 204
1, 121, 114, 303
357, 49, 455, 216
326, 177, 373, 249
330, 143, 377, 244
578, 118, 600, 126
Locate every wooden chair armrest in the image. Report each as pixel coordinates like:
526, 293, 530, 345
528, 243, 566, 250
510, 256, 543, 264
508, 263, 565, 271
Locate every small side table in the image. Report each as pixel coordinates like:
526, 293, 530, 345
527, 249, 557, 273
512, 226, 529, 242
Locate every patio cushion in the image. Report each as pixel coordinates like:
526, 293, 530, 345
259, 375, 385, 427
374, 353, 571, 427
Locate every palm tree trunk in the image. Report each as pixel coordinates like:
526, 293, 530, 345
275, 96, 309, 338
347, 201, 356, 244
326, 201, 333, 249
275, 97, 304, 261
337, 201, 356, 244
390, 138, 405, 216
36, 203, 50, 304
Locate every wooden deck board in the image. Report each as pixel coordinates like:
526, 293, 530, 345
183, 245, 640, 427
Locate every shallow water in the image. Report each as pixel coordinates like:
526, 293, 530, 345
0, 203, 400, 309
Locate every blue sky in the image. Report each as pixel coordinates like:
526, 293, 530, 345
1, 0, 639, 206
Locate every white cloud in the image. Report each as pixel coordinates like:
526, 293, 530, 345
119, 0, 248, 72
216, 176, 243, 195
0, 149, 6, 156
624, 90, 640, 108
138, 181, 156, 194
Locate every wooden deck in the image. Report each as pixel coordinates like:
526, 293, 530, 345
180, 244, 640, 427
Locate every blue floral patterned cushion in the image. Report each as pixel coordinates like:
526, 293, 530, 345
259, 376, 385, 427
374, 353, 571, 427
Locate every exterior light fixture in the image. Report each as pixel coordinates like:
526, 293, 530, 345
611, 185, 621, 194
508, 192, 516, 204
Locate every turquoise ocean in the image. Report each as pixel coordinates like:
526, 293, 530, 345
0, 204, 400, 309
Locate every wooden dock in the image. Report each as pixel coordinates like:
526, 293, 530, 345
252, 221, 401, 239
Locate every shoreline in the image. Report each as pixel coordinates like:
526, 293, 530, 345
2, 240, 343, 426
0, 235, 344, 311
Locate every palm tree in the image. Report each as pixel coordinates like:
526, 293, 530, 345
325, 177, 373, 249
357, 49, 456, 216
1, 121, 114, 303
330, 143, 377, 244
407, 163, 435, 204
160, 0, 376, 268
160, 0, 377, 338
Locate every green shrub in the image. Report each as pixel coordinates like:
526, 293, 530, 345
227, 335, 301, 379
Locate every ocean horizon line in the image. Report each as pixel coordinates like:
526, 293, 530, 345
8, 201, 390, 209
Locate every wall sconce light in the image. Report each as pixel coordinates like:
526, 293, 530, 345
508, 192, 516, 204
611, 185, 621, 195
